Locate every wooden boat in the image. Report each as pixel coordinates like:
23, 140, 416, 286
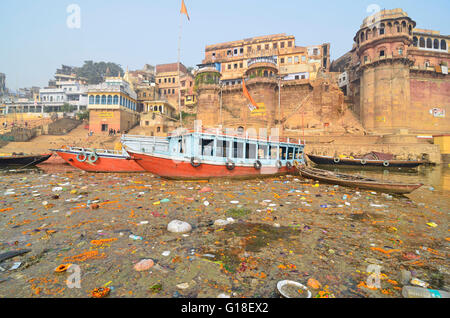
52, 147, 145, 172
307, 154, 426, 168
0, 153, 52, 168
297, 165, 423, 194
122, 129, 305, 180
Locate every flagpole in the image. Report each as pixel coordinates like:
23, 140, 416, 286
177, 9, 183, 129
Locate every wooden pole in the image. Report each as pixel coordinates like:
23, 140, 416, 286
177, 11, 183, 129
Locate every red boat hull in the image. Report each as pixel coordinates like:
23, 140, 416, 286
129, 151, 297, 179
55, 151, 145, 173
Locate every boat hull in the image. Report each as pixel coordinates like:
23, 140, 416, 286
128, 151, 297, 180
55, 150, 145, 173
307, 154, 425, 168
298, 166, 423, 194
0, 154, 52, 168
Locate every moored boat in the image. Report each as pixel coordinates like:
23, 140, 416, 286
307, 153, 426, 168
0, 153, 52, 168
122, 129, 305, 179
297, 165, 423, 194
52, 147, 145, 172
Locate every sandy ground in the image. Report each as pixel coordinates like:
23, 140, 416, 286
0, 166, 448, 298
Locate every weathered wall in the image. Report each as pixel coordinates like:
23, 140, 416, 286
409, 73, 450, 133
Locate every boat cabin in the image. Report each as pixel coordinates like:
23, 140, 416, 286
122, 130, 305, 167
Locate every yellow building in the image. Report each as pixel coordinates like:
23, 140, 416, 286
140, 100, 177, 136
87, 77, 139, 133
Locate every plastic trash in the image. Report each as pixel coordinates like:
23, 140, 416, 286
167, 220, 192, 233
402, 286, 450, 298
410, 278, 430, 288
129, 234, 143, 241
134, 259, 154, 271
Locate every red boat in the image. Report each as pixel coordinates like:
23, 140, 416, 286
52, 147, 145, 173
122, 130, 305, 180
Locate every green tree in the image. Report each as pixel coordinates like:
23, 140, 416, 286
61, 103, 75, 113
75, 61, 124, 84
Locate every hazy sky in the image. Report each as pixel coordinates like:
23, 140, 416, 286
1, 0, 449, 90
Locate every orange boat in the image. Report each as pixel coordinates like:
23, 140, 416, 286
52, 147, 145, 173
122, 130, 305, 180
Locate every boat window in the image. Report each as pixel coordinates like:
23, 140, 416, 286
269, 145, 278, 159
295, 148, 302, 159
258, 145, 268, 159
178, 138, 185, 154
280, 147, 287, 160
245, 143, 257, 159
233, 141, 244, 158
200, 139, 214, 157
216, 139, 230, 158
287, 147, 294, 160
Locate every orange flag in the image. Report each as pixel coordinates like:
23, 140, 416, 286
181, 0, 190, 21
243, 79, 258, 111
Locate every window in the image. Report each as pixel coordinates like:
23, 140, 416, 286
313, 48, 319, 55
101, 95, 106, 105
181, 81, 186, 87
364, 56, 368, 63
106, 95, 112, 104
380, 50, 385, 57
95, 95, 100, 104
159, 79, 161, 83
173, 77, 176, 83
89, 96, 94, 104
200, 139, 214, 157
157, 127, 160, 133
245, 143, 257, 159
280, 42, 285, 48
228, 64, 231, 70
295, 75, 299, 80
441, 40, 447, 51
280, 147, 287, 160
233, 141, 244, 158
427, 38, 432, 49
258, 145, 268, 159
234, 49, 238, 55
413, 37, 418, 47
216, 140, 230, 158
257, 45, 261, 51
265, 44, 269, 50
145, 121, 149, 126
380, 23, 385, 35
434, 39, 439, 50
264, 70, 268, 77
301, 56, 306, 62
247, 46, 252, 53
419, 37, 425, 48
164, 78, 167, 83
288, 57, 292, 64
273, 43, 277, 49
240, 48, 244, 54
227, 50, 232, 56
288, 41, 292, 47
398, 47, 403, 56
240, 62, 243, 68
172, 89, 175, 94
280, 58, 285, 64
234, 64, 238, 69
212, 52, 216, 58
425, 60, 430, 68
294, 56, 299, 63
287, 147, 294, 160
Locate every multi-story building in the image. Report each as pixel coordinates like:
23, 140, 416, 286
155, 63, 194, 112
87, 77, 139, 133
48, 65, 87, 88
332, 8, 449, 134
0, 73, 6, 96
201, 33, 330, 84
140, 100, 178, 136
39, 82, 88, 113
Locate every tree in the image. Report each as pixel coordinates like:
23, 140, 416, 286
61, 103, 75, 113
75, 61, 124, 84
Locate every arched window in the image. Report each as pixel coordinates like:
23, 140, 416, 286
95, 95, 100, 104
107, 95, 112, 104
401, 21, 406, 32
360, 32, 364, 42
394, 22, 400, 32
441, 40, 447, 51
408, 25, 412, 35
264, 70, 268, 77
372, 27, 377, 37
366, 30, 369, 41
413, 37, 418, 47
159, 106, 162, 112
380, 23, 385, 35
434, 39, 439, 50
113, 95, 118, 105
101, 95, 106, 105
419, 37, 425, 48
89, 95, 94, 104
398, 46, 404, 56
426, 38, 432, 49
120, 96, 123, 106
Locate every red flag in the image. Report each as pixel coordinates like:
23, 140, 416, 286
243, 79, 258, 111
181, 0, 190, 21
